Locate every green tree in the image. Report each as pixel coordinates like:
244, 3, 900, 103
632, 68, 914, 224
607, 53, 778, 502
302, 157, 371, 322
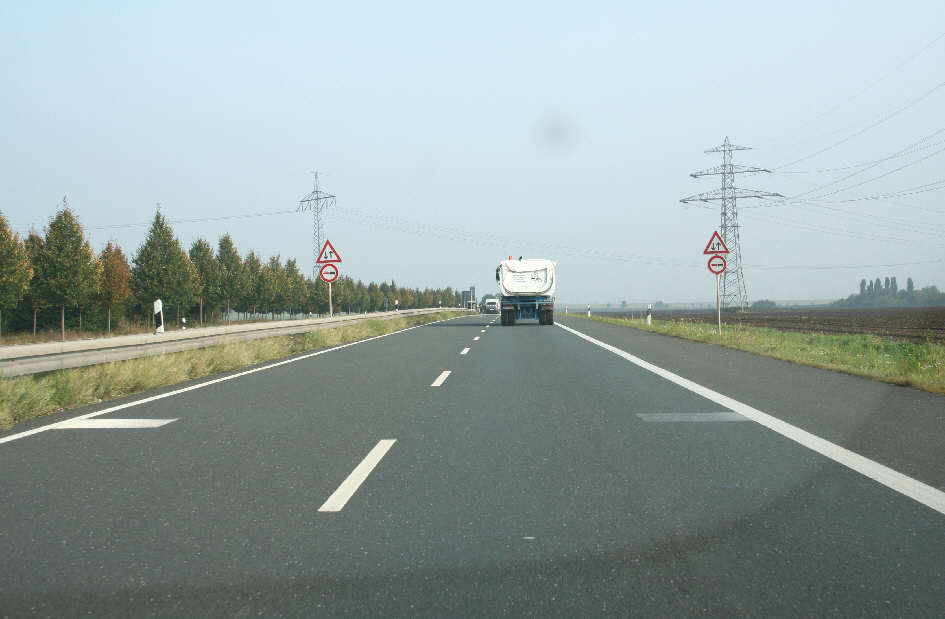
23, 232, 46, 335
284, 258, 305, 315
259, 255, 286, 318
168, 245, 199, 324
99, 242, 131, 333
189, 238, 223, 325
216, 234, 245, 319
0, 212, 33, 337
35, 200, 102, 341
240, 251, 262, 316
130, 210, 196, 327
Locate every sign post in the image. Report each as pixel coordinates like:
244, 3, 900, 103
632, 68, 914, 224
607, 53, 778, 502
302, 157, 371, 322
716, 272, 721, 335
318, 261, 340, 318
704, 232, 729, 336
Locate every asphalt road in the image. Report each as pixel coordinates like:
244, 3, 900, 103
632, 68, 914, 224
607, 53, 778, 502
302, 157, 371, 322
1, 313, 943, 616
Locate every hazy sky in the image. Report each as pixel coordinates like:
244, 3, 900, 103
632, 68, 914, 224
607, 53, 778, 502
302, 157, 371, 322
2, 1, 943, 305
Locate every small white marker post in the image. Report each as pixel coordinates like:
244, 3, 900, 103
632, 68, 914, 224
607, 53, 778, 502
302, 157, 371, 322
153, 299, 164, 334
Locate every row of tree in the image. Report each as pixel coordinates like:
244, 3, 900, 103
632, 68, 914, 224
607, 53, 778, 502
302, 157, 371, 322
0, 201, 465, 340
833, 276, 945, 308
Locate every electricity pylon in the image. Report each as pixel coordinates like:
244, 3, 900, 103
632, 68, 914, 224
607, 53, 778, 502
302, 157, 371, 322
680, 137, 781, 310
298, 171, 336, 279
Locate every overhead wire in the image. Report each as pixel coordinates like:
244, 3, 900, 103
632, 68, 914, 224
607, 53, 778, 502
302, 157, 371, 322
773, 132, 945, 174
85, 209, 298, 230
764, 30, 945, 149
801, 143, 945, 201
773, 79, 945, 171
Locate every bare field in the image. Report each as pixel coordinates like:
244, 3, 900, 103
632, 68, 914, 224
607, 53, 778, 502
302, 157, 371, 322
602, 306, 945, 344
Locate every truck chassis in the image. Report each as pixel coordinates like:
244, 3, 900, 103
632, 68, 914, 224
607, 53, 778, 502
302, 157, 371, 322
500, 296, 554, 326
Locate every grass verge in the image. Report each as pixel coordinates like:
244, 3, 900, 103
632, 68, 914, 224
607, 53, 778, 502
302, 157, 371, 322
567, 313, 945, 395
0, 311, 456, 429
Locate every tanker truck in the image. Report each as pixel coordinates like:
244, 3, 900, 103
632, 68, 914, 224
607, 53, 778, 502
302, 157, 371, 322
495, 258, 556, 325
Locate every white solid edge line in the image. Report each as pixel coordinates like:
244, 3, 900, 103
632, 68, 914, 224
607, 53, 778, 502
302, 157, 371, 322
0, 315, 465, 446
555, 322, 945, 516
431, 370, 451, 387
318, 439, 396, 512
460, 348, 470, 355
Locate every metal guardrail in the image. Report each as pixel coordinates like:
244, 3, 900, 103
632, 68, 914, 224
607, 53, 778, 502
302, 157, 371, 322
1, 308, 469, 378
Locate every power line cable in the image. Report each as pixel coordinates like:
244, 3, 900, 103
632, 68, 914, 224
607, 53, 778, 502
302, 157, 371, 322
810, 178, 945, 203
746, 259, 943, 271
81, 204, 945, 272
742, 210, 945, 246
748, 177, 945, 208
774, 79, 945, 171
773, 132, 945, 174
85, 208, 297, 230
802, 144, 945, 200
766, 30, 945, 148
791, 202, 945, 236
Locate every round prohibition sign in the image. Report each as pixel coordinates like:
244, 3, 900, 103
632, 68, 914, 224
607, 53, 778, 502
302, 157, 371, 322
319, 263, 339, 283
707, 254, 727, 275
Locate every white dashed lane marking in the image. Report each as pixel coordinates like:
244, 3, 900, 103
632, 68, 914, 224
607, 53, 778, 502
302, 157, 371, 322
318, 439, 396, 512
431, 371, 451, 387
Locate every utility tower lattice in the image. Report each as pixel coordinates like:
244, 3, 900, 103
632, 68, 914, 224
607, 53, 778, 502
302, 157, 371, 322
297, 172, 336, 279
680, 137, 781, 310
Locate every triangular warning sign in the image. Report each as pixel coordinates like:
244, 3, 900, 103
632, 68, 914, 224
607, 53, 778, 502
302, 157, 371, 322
316, 239, 342, 263
703, 231, 729, 255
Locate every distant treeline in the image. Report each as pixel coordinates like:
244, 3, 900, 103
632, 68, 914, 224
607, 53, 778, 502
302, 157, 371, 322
0, 200, 464, 339
833, 276, 945, 308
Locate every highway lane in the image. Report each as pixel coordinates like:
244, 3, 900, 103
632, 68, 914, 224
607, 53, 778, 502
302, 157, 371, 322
0, 313, 943, 616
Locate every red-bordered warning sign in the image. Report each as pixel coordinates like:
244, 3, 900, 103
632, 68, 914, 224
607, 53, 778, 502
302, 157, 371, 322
707, 254, 727, 275
316, 240, 342, 264
703, 231, 730, 255
319, 263, 339, 283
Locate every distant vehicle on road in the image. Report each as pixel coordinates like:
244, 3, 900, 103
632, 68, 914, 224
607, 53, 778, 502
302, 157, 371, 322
496, 258, 556, 325
483, 299, 499, 314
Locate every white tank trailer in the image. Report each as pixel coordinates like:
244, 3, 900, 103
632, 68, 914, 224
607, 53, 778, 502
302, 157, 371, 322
495, 258, 556, 325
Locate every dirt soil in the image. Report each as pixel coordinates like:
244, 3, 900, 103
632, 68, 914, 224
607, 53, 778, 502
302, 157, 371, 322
603, 306, 945, 344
